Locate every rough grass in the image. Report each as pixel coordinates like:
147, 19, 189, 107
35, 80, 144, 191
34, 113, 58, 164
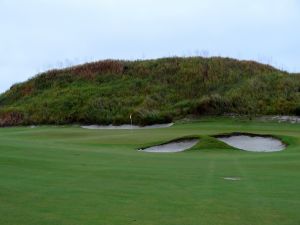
0, 57, 299, 126
0, 117, 300, 225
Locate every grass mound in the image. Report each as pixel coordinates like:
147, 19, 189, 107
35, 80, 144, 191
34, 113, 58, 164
0, 57, 299, 126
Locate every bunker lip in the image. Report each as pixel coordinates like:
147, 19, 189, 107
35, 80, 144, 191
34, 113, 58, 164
139, 137, 199, 153
214, 132, 286, 152
81, 123, 174, 130
213, 132, 280, 139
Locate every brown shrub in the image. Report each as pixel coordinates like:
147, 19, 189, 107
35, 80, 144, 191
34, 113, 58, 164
35, 60, 124, 81
0, 111, 24, 126
67, 60, 124, 77
21, 83, 34, 96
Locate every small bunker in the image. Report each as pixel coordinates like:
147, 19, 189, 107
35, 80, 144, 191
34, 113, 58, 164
139, 138, 199, 153
215, 133, 285, 152
81, 123, 174, 130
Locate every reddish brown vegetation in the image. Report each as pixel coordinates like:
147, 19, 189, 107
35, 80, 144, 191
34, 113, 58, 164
21, 83, 34, 96
0, 111, 24, 126
46, 60, 124, 79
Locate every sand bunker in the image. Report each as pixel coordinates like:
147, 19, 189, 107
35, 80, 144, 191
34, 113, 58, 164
217, 134, 285, 152
81, 123, 173, 130
140, 139, 199, 153
223, 177, 241, 181
260, 116, 300, 124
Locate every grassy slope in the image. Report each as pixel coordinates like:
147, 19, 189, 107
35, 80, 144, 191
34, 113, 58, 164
0, 57, 299, 126
0, 118, 300, 225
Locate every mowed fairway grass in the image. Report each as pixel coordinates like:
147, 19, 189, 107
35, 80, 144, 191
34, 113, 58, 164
0, 118, 300, 225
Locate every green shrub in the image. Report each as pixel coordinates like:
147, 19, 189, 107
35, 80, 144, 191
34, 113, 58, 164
0, 57, 299, 126
295, 106, 300, 116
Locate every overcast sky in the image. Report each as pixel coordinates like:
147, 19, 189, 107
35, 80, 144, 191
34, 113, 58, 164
0, 0, 299, 93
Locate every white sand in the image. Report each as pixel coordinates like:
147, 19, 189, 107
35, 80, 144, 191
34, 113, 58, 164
223, 177, 241, 181
260, 115, 300, 124
81, 123, 174, 130
140, 139, 199, 153
218, 135, 285, 152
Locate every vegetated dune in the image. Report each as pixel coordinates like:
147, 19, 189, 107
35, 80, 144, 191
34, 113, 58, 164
0, 57, 299, 126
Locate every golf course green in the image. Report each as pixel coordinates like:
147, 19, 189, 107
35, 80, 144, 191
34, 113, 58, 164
0, 117, 300, 225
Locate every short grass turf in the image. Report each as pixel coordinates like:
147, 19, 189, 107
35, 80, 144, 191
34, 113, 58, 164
0, 117, 300, 225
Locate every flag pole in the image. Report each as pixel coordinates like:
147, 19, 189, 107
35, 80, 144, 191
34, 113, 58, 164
130, 114, 133, 130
